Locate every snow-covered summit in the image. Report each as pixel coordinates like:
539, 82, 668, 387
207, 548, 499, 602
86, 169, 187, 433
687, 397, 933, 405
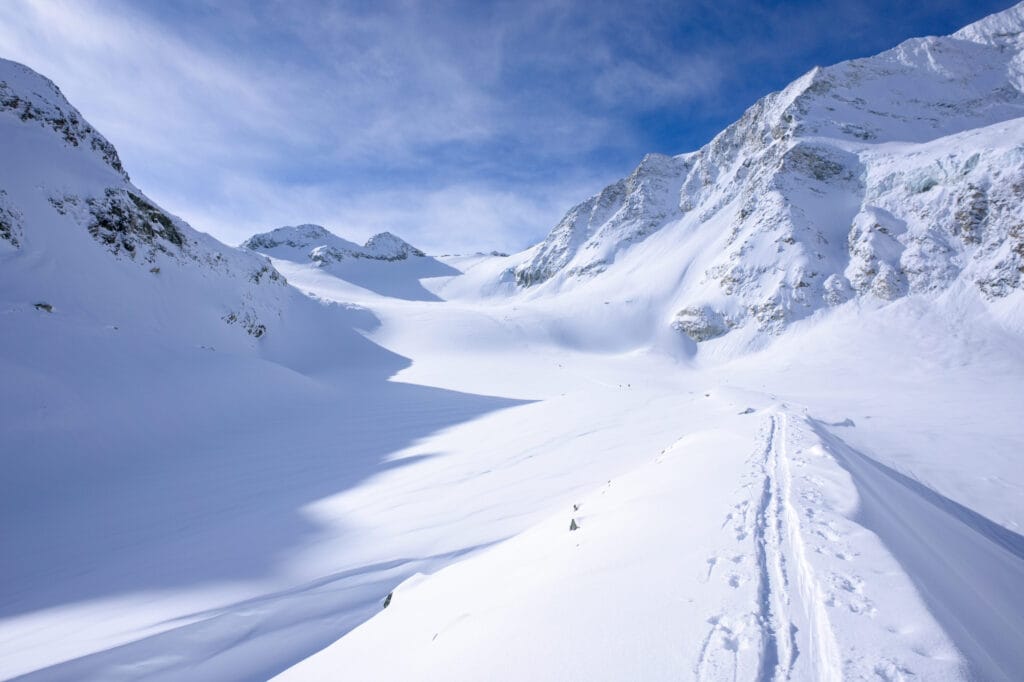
362, 231, 427, 260
0, 58, 398, 350
243, 224, 426, 264
244, 224, 454, 302
242, 224, 364, 261
509, 3, 1024, 343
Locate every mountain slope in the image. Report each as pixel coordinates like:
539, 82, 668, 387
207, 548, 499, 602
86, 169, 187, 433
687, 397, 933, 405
0, 57, 523, 681
508, 5, 1024, 343
0, 57, 297, 344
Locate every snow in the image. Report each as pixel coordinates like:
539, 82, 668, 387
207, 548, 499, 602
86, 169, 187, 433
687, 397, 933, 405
2, 5, 1024, 682
268, 272, 1022, 682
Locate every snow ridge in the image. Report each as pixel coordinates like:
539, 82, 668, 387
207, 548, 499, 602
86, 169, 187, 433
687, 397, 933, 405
954, 2, 1024, 48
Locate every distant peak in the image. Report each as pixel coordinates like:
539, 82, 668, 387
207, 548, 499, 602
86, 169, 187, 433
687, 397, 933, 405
243, 225, 425, 262
241, 224, 360, 253
363, 232, 425, 259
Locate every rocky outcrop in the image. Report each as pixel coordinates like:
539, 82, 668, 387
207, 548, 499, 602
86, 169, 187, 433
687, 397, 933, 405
0, 189, 23, 249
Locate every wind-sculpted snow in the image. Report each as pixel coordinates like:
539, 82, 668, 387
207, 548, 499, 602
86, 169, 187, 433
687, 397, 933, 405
512, 4, 1024, 341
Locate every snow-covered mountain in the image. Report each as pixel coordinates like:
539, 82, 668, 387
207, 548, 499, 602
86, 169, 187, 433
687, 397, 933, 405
243, 224, 459, 301
0, 57, 307, 342
243, 224, 427, 263
509, 5, 1024, 342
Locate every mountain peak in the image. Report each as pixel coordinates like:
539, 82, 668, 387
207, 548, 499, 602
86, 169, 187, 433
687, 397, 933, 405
362, 232, 426, 260
507, 5, 1024, 342
241, 224, 361, 254
0, 58, 126, 179
243, 225, 426, 263
953, 2, 1024, 48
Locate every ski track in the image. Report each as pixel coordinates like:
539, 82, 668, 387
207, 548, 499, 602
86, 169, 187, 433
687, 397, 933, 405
699, 412, 843, 682
752, 416, 785, 682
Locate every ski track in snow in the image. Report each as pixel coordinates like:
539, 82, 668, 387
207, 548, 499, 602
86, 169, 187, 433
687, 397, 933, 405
698, 412, 879, 682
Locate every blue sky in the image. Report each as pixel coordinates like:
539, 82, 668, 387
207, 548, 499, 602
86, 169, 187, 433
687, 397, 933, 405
0, 0, 1013, 253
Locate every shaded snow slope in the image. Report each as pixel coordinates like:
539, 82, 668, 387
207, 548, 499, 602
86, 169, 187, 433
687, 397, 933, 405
509, 3, 1024, 343
0, 57, 524, 680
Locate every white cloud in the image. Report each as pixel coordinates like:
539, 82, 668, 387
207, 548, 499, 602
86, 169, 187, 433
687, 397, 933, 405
0, 0, 722, 253
161, 172, 607, 256
592, 57, 722, 108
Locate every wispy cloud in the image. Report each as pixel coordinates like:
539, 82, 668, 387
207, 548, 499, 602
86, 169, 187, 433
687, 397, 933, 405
160, 172, 602, 256
0, 0, 1009, 252
0, 0, 647, 251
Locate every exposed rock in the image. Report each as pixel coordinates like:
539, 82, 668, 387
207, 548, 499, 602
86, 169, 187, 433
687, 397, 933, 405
671, 306, 731, 342
85, 188, 186, 260
223, 309, 266, 338
0, 189, 23, 248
